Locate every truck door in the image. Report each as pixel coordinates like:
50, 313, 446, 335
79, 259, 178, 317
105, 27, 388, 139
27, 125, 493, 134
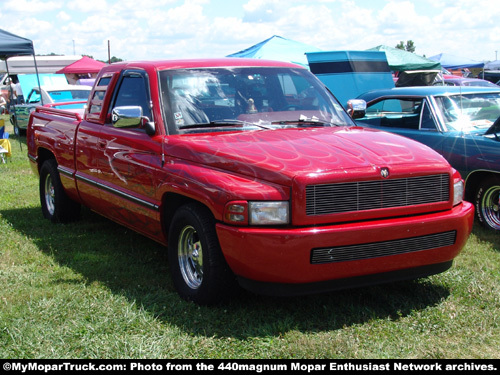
97, 70, 164, 240
74, 76, 111, 209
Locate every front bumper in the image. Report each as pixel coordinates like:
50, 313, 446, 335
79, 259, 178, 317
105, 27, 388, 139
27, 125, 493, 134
216, 201, 474, 295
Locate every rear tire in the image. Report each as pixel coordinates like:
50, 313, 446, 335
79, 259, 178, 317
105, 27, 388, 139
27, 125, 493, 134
168, 203, 238, 304
39, 159, 81, 223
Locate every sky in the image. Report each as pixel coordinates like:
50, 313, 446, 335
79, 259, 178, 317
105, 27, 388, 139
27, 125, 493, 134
1, 0, 499, 63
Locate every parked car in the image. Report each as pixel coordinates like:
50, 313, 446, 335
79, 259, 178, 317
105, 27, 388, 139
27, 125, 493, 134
10, 85, 91, 135
354, 86, 500, 231
482, 70, 500, 84
434, 77, 499, 88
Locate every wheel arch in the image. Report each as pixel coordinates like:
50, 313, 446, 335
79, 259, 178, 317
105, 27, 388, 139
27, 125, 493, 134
464, 170, 500, 202
36, 147, 57, 174
160, 192, 216, 247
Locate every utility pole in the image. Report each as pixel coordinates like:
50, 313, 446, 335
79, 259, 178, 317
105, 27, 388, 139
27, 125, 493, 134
108, 40, 111, 64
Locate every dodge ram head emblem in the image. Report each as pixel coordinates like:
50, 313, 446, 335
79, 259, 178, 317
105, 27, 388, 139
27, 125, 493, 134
380, 167, 390, 178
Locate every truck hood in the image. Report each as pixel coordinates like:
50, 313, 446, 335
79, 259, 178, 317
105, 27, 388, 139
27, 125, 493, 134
163, 127, 448, 186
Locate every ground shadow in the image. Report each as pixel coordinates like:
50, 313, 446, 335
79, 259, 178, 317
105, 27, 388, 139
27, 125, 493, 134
1, 205, 452, 339
472, 226, 500, 252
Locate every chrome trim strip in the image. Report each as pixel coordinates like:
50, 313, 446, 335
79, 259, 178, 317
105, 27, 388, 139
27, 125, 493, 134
57, 165, 74, 178
75, 173, 160, 211
311, 231, 457, 264
306, 173, 450, 216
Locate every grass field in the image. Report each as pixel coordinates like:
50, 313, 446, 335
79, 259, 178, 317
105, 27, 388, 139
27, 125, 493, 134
0, 114, 499, 359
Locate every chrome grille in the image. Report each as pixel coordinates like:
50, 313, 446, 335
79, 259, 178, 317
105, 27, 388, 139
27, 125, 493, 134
311, 231, 456, 264
306, 174, 449, 216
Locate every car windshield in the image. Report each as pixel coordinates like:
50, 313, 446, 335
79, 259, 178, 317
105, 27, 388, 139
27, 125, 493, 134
460, 79, 498, 88
48, 89, 91, 102
433, 92, 500, 131
159, 67, 352, 134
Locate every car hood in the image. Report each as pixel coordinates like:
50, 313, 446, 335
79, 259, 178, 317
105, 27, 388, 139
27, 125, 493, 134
163, 127, 448, 185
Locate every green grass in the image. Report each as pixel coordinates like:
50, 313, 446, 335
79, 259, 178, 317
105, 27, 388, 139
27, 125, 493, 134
0, 114, 499, 359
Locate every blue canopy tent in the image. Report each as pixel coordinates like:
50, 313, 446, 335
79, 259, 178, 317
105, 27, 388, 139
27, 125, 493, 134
0, 29, 34, 58
0, 29, 42, 153
227, 35, 321, 69
0, 29, 43, 103
428, 53, 484, 70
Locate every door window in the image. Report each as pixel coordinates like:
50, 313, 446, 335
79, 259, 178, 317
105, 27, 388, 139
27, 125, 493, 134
112, 71, 152, 121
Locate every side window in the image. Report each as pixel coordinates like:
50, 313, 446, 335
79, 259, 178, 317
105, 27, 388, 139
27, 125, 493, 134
420, 101, 438, 130
112, 72, 152, 121
362, 98, 422, 130
27, 90, 41, 103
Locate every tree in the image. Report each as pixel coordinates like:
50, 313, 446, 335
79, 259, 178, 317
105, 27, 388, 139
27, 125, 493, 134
395, 40, 416, 53
83, 55, 124, 64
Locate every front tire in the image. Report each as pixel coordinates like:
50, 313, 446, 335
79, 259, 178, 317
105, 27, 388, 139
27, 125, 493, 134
39, 159, 81, 223
168, 203, 238, 304
475, 176, 500, 231
10, 115, 24, 137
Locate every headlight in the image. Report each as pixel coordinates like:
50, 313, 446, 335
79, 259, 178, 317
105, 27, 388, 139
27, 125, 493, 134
249, 201, 290, 225
453, 179, 464, 206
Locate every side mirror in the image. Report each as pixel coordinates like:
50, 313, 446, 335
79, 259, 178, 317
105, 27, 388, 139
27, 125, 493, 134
112, 106, 143, 127
112, 106, 155, 135
346, 99, 366, 119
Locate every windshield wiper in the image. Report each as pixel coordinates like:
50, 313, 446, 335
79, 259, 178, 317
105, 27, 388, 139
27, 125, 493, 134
179, 119, 272, 130
178, 120, 243, 130
271, 115, 333, 127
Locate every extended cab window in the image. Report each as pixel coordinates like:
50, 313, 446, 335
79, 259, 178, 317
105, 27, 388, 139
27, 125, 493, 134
88, 76, 112, 120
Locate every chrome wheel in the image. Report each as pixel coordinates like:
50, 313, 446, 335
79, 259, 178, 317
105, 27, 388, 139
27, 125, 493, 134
39, 160, 81, 223
177, 225, 203, 289
168, 203, 238, 304
480, 184, 500, 230
44, 173, 56, 216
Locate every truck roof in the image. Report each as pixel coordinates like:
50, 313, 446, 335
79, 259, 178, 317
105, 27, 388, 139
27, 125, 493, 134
100, 58, 305, 73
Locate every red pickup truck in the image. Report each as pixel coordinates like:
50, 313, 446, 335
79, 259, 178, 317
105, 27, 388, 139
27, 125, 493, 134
27, 58, 474, 305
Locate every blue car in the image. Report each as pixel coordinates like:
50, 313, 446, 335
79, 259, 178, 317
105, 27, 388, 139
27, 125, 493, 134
355, 86, 500, 231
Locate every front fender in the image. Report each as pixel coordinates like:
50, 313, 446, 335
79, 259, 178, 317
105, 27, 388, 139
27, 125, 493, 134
157, 159, 290, 222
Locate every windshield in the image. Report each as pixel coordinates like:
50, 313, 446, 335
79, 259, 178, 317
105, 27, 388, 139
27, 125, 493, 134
48, 89, 91, 102
434, 92, 500, 131
462, 80, 498, 88
159, 67, 352, 134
